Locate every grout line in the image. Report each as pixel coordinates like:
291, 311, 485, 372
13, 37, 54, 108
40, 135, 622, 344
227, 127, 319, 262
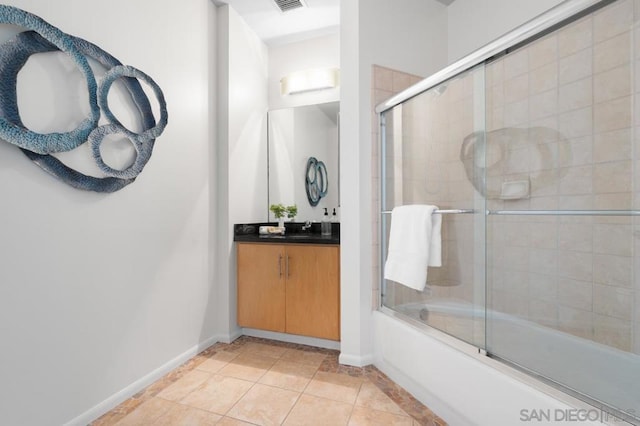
222, 374, 260, 420
345, 402, 357, 426
279, 387, 304, 425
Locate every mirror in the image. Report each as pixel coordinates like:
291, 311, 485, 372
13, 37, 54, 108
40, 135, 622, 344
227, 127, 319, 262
268, 101, 339, 222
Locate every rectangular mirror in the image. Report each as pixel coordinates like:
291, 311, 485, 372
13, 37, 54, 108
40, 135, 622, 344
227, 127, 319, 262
267, 101, 340, 222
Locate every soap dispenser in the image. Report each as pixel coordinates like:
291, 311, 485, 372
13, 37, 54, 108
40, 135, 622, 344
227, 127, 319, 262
321, 208, 331, 236
331, 208, 338, 222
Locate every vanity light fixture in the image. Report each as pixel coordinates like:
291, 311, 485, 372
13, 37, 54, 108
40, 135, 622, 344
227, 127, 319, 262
280, 67, 340, 95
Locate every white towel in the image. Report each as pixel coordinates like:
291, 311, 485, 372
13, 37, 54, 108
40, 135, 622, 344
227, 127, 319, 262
384, 205, 442, 291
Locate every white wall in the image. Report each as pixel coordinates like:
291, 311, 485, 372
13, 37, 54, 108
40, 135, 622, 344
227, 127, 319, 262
340, 0, 449, 366
215, 5, 269, 341
447, 0, 564, 63
228, 8, 269, 225
359, 1, 449, 78
0, 1, 216, 425
268, 34, 340, 110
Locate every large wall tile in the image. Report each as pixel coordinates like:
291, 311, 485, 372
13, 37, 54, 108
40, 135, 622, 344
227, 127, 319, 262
558, 16, 592, 57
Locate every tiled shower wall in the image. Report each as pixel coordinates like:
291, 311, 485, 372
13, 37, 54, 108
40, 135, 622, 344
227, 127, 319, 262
371, 65, 422, 310
374, 0, 640, 354
377, 65, 485, 345
485, 0, 638, 353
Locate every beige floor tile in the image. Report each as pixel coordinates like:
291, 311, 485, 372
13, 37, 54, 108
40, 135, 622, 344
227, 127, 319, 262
179, 374, 253, 415
197, 358, 230, 374
259, 359, 318, 392
283, 394, 353, 426
100, 339, 442, 426
240, 342, 288, 358
196, 351, 238, 374
157, 370, 211, 401
280, 349, 327, 367
217, 417, 255, 425
355, 382, 407, 416
227, 383, 300, 425
218, 354, 277, 382
212, 350, 241, 362
154, 403, 222, 425
304, 371, 363, 404
348, 406, 413, 426
114, 398, 176, 426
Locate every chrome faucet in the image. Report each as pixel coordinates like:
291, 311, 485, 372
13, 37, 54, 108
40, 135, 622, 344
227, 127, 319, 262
302, 220, 312, 231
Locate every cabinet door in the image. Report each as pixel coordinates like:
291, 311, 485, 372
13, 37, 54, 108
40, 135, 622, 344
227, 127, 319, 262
237, 243, 286, 332
285, 245, 340, 340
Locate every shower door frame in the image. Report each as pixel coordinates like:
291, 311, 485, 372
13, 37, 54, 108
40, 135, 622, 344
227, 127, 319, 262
375, 0, 615, 116
377, 0, 638, 424
377, 0, 617, 303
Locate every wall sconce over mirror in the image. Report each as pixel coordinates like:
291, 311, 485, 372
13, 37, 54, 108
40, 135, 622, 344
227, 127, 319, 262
280, 67, 340, 96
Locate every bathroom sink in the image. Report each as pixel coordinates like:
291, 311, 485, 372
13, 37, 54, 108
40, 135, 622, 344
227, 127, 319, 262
234, 223, 339, 245
258, 233, 318, 239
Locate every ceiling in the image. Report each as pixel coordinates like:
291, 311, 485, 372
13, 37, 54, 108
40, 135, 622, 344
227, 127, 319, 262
217, 0, 340, 46
216, 0, 455, 46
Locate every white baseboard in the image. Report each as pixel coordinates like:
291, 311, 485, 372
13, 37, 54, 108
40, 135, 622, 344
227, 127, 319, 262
338, 352, 375, 367
241, 328, 341, 351
64, 335, 220, 426
218, 328, 243, 344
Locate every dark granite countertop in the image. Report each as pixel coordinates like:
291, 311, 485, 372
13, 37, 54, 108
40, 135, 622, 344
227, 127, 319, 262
234, 222, 340, 245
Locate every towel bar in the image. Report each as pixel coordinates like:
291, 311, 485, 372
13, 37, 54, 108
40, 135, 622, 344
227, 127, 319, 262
488, 210, 640, 216
381, 209, 640, 216
381, 209, 475, 215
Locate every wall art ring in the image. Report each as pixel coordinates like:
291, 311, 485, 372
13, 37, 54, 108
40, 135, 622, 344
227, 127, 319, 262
305, 156, 328, 207
0, 5, 168, 192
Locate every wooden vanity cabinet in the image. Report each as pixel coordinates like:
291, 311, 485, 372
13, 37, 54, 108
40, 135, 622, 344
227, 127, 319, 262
236, 243, 286, 332
237, 242, 340, 341
285, 244, 340, 340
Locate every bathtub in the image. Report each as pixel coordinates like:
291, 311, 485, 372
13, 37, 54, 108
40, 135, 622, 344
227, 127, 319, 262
374, 300, 639, 425
393, 300, 486, 347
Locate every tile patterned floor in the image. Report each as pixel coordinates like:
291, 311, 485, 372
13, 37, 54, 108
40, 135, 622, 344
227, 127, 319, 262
92, 336, 446, 426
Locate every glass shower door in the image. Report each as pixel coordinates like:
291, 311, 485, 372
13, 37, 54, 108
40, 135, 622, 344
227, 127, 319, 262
484, 2, 640, 421
381, 64, 487, 349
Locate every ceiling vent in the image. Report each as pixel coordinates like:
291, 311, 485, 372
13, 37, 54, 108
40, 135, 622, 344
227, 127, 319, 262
273, 0, 306, 13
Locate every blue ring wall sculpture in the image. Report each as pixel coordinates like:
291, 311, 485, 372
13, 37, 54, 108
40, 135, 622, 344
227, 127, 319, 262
305, 157, 328, 207
0, 5, 168, 192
